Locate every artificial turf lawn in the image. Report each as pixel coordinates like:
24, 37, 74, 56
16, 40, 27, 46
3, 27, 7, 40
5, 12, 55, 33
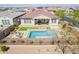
18, 27, 38, 31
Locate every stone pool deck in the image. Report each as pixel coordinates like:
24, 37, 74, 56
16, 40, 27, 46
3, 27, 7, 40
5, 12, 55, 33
0, 45, 63, 54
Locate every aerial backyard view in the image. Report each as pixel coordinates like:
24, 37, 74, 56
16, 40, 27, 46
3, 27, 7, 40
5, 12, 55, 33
0, 4, 79, 54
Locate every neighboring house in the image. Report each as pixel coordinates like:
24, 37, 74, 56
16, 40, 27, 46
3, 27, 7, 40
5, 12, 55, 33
64, 8, 76, 17
19, 9, 59, 26
0, 10, 25, 26
65, 8, 74, 13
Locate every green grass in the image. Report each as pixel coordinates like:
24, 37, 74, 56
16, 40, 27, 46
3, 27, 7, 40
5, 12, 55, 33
17, 27, 39, 31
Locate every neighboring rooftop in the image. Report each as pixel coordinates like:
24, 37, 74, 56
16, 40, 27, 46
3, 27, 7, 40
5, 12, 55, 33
0, 10, 25, 18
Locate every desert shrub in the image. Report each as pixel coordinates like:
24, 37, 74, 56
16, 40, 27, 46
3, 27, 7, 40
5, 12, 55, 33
1, 46, 9, 52
51, 41, 54, 45
2, 41, 7, 43
30, 41, 34, 44
62, 24, 66, 29
15, 27, 19, 29
11, 40, 16, 43
39, 41, 43, 44
21, 40, 25, 43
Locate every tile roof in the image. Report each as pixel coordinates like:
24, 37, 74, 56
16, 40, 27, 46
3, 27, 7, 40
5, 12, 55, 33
19, 9, 59, 19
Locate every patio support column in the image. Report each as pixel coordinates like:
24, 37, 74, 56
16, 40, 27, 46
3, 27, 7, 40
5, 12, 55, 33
49, 18, 52, 25
33, 18, 35, 25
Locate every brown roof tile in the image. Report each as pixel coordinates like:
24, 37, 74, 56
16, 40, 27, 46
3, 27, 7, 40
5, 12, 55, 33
19, 9, 59, 19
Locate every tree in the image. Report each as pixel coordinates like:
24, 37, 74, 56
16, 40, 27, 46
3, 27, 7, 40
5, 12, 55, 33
55, 10, 65, 20
71, 10, 79, 25
73, 10, 79, 19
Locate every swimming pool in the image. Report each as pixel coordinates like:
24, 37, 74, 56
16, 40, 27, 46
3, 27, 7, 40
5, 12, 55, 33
29, 31, 58, 38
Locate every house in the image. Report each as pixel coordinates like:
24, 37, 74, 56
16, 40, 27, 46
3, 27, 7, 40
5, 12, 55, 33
65, 8, 74, 13
64, 8, 75, 17
47, 7, 65, 12
19, 9, 59, 26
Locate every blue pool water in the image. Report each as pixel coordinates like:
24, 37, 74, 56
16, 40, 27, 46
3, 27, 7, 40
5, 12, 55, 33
29, 31, 58, 38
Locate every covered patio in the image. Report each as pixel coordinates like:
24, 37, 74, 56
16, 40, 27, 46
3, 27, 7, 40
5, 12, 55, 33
35, 18, 49, 25
19, 9, 59, 26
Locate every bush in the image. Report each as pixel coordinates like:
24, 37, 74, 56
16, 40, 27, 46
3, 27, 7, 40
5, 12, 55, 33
30, 41, 34, 44
15, 27, 19, 29
39, 41, 43, 44
62, 24, 66, 29
51, 41, 54, 45
11, 40, 16, 43
21, 40, 25, 43
2, 41, 7, 43
1, 46, 10, 52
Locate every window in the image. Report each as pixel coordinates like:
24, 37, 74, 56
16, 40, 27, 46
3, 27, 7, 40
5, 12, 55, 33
2, 20, 10, 25
52, 20, 56, 23
24, 18, 31, 23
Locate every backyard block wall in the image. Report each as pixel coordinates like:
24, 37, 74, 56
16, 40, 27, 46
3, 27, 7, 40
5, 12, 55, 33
0, 27, 10, 40
0, 25, 15, 40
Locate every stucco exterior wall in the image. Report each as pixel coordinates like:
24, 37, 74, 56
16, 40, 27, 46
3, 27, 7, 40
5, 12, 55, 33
19, 15, 59, 26
20, 18, 34, 26
50, 19, 59, 26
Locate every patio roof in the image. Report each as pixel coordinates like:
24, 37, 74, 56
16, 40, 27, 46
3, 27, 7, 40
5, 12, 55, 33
0, 10, 25, 18
19, 9, 59, 19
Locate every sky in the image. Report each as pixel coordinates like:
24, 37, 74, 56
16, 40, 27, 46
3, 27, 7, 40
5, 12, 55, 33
0, 4, 79, 8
